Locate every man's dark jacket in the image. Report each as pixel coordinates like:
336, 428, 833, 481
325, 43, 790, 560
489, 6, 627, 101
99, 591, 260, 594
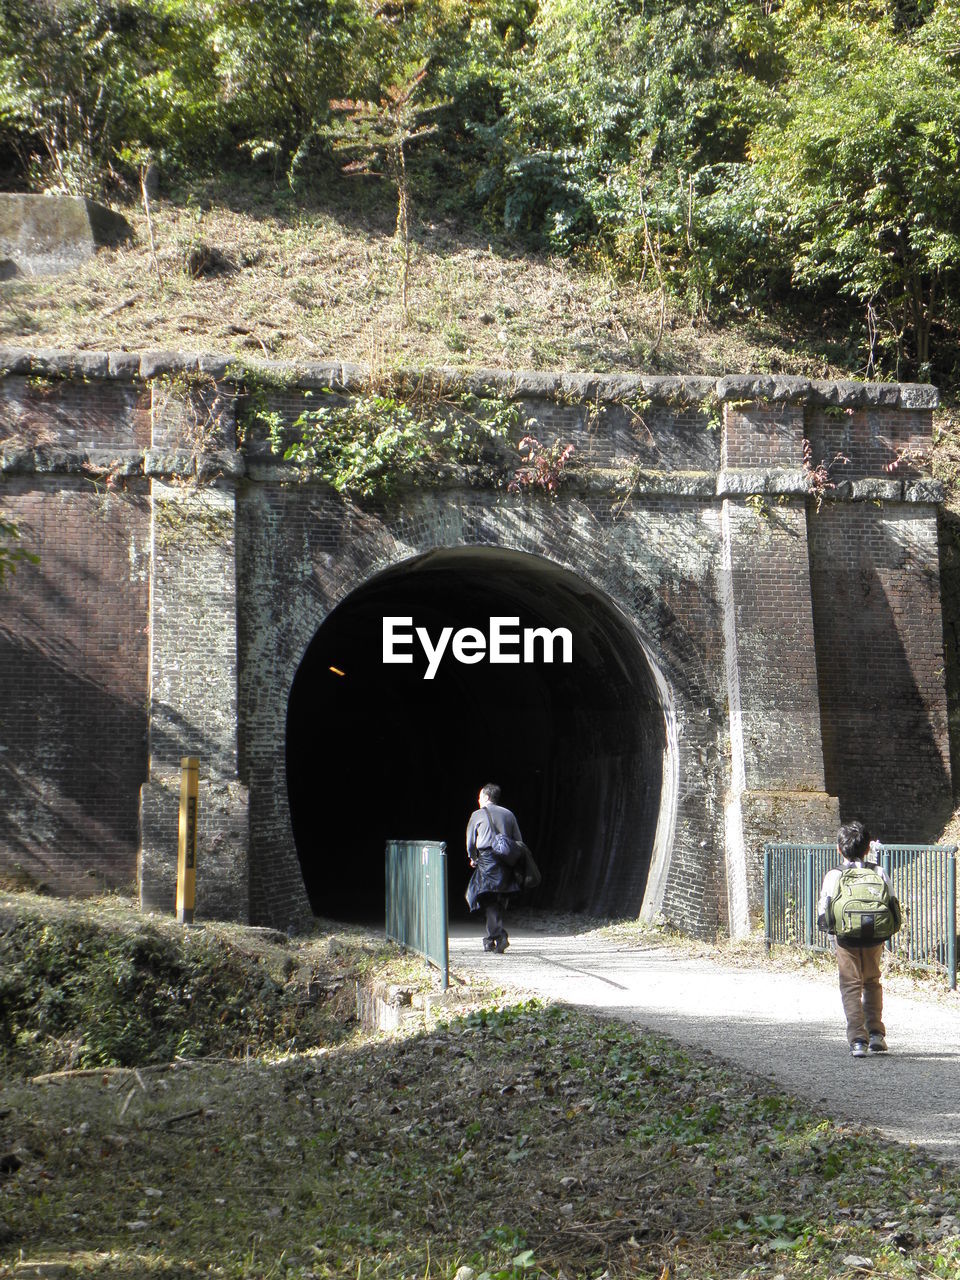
465, 802, 522, 912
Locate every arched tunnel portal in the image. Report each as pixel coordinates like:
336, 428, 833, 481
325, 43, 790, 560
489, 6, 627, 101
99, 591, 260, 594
285, 548, 672, 922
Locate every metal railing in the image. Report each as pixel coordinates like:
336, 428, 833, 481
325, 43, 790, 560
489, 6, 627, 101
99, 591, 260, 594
385, 839, 449, 989
764, 842, 958, 989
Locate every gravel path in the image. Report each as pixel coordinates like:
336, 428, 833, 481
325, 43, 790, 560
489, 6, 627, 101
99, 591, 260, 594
448, 915, 960, 1165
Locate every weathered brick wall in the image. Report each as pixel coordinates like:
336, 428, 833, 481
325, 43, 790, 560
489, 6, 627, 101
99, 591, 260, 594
138, 377, 251, 923
806, 404, 933, 483
719, 493, 839, 931
138, 480, 250, 923
938, 509, 960, 788
0, 349, 951, 939
244, 371, 723, 478
809, 500, 952, 839
0, 366, 151, 894
236, 479, 728, 932
722, 403, 804, 469
0, 475, 150, 894
0, 373, 150, 450
722, 499, 826, 792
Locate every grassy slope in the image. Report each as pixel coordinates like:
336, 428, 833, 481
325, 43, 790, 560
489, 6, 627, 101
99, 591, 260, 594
1, 894, 960, 1280
0, 175, 878, 378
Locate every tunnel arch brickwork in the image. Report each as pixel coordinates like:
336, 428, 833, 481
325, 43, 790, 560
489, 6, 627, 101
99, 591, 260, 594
236, 485, 725, 931
0, 349, 951, 938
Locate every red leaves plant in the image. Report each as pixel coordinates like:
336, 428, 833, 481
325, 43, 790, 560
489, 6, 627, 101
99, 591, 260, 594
507, 436, 576, 496
802, 436, 849, 510
883, 446, 928, 474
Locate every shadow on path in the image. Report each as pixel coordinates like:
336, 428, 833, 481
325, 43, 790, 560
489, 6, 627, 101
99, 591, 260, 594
449, 916, 960, 1165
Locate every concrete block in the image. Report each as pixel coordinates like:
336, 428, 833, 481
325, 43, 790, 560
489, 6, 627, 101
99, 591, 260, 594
108, 351, 142, 380
0, 347, 31, 374
139, 350, 200, 380
0, 194, 131, 275
717, 468, 809, 496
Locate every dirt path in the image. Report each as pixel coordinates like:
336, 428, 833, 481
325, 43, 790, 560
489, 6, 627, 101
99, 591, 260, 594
448, 916, 960, 1164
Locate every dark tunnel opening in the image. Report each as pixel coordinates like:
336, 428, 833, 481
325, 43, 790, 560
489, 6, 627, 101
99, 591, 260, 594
285, 548, 669, 922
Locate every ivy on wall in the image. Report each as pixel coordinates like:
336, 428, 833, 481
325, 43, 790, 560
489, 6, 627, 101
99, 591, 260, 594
261, 385, 575, 499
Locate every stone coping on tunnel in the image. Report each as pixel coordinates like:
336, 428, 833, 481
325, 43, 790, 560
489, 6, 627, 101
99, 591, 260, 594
0, 440, 943, 503
0, 346, 940, 409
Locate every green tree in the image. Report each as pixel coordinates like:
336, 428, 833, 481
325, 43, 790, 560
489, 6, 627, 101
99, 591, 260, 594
476, 0, 780, 315
320, 2, 534, 304
407, 0, 537, 210
326, 67, 444, 314
205, 0, 364, 176
0, 0, 221, 192
751, 0, 960, 374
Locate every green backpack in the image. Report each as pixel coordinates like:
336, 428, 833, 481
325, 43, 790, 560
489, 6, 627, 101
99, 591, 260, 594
829, 864, 902, 943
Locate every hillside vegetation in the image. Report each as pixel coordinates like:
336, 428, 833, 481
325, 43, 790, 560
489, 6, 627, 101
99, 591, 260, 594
0, 172, 886, 380
2, 0, 960, 390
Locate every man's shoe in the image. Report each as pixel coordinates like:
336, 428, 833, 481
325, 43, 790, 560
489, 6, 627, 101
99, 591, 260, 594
851, 1040, 868, 1058
868, 1034, 888, 1054
482, 940, 496, 952
494, 936, 510, 953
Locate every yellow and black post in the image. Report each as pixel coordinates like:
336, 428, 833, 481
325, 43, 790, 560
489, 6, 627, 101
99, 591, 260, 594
176, 757, 199, 924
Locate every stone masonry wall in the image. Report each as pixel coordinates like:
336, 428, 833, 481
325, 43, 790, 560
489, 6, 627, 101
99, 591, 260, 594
0, 348, 950, 938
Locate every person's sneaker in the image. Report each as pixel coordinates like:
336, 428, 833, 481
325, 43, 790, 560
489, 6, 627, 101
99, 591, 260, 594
482, 939, 496, 952
868, 1034, 888, 1054
851, 1040, 868, 1058
494, 936, 510, 953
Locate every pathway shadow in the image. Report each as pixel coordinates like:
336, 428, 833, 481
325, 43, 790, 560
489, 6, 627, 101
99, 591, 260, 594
449, 918, 960, 1165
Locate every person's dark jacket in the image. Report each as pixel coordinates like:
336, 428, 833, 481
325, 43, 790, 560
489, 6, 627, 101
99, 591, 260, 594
465, 802, 522, 912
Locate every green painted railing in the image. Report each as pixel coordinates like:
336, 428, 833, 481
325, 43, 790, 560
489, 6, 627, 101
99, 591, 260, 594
385, 839, 449, 989
764, 842, 958, 989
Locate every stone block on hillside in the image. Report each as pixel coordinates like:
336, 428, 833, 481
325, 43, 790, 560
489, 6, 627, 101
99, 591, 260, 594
0, 347, 31, 374
0, 194, 132, 276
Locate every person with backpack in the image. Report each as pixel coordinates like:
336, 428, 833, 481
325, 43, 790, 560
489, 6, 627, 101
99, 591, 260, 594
817, 819, 902, 1058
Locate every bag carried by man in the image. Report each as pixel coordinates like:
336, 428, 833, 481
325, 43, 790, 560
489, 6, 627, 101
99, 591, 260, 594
829, 864, 902, 944
491, 832, 541, 889
491, 831, 522, 866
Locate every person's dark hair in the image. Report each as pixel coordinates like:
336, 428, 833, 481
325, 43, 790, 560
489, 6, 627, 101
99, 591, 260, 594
838, 819, 871, 861
480, 783, 501, 804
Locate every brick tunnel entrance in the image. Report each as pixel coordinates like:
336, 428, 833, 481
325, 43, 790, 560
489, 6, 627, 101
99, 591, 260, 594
285, 548, 670, 921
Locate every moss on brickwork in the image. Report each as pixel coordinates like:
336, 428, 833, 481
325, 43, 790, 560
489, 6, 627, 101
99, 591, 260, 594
153, 497, 233, 546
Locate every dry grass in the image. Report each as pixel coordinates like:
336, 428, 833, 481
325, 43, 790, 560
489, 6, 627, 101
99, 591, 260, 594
2, 898, 960, 1279
4, 998, 960, 1280
0, 174, 865, 380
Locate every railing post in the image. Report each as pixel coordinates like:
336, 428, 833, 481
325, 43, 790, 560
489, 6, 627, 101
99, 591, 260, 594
763, 844, 772, 951
948, 853, 957, 992
384, 839, 448, 987
880, 846, 893, 954
438, 844, 449, 989
804, 852, 815, 948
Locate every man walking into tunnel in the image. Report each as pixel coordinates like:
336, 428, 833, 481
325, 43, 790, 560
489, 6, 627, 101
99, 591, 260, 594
465, 784, 523, 953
